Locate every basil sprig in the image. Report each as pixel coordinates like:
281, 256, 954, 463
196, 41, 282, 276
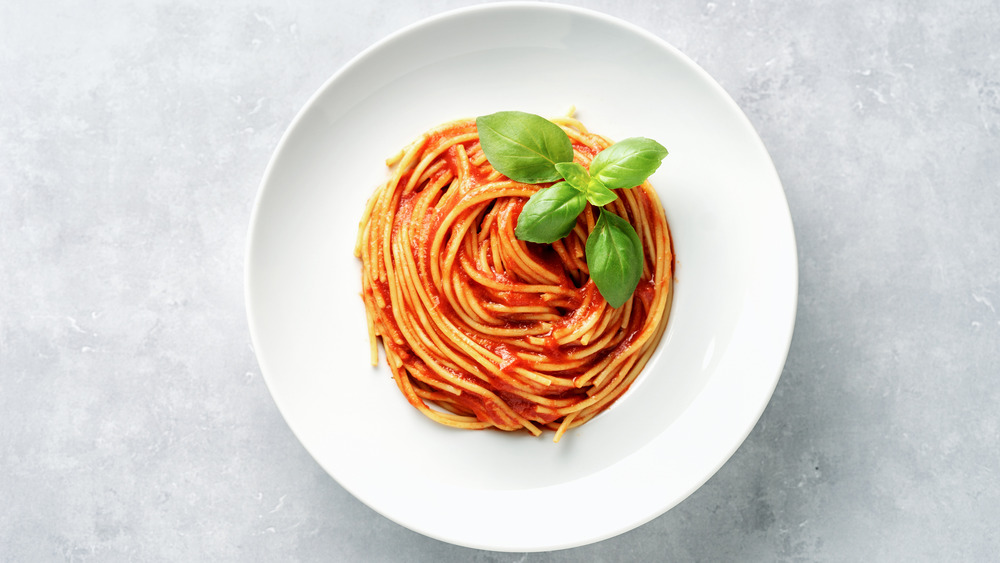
475, 111, 667, 308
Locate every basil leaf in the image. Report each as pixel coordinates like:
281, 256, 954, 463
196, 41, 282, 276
554, 162, 589, 192
477, 111, 574, 183
553, 162, 618, 206
515, 182, 587, 244
583, 178, 618, 206
585, 208, 643, 308
589, 137, 668, 190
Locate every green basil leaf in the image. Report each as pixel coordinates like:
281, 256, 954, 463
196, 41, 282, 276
585, 208, 644, 308
515, 182, 587, 244
589, 137, 668, 190
583, 178, 618, 207
476, 111, 574, 183
554, 162, 618, 206
554, 162, 589, 192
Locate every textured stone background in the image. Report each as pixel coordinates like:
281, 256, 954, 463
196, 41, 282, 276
2, 0, 998, 560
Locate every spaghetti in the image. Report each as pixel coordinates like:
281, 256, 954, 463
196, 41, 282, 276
355, 114, 673, 441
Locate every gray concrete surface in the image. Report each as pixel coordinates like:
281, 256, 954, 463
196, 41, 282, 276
2, 0, 998, 560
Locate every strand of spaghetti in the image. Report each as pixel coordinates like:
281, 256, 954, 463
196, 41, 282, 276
457, 255, 574, 296
552, 411, 578, 443
403, 132, 478, 194
397, 332, 540, 431
397, 364, 495, 429
450, 286, 552, 337
431, 183, 536, 287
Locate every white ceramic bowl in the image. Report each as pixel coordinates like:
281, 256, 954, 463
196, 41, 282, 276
246, 2, 797, 552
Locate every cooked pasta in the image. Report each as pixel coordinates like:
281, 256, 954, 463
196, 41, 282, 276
355, 115, 673, 441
